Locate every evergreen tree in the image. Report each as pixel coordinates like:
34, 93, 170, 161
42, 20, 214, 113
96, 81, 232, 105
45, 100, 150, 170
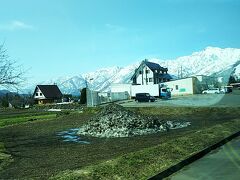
1, 96, 9, 107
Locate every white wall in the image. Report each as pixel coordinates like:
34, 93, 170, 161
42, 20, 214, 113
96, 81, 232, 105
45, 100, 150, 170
136, 65, 154, 85
110, 84, 131, 95
34, 87, 46, 99
136, 72, 143, 85
131, 84, 159, 97
111, 83, 160, 97
162, 78, 194, 95
144, 66, 154, 85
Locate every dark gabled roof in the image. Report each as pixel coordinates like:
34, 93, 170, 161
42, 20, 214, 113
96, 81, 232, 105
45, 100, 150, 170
144, 60, 167, 71
36, 85, 62, 99
131, 60, 168, 80
145, 61, 162, 70
158, 74, 173, 79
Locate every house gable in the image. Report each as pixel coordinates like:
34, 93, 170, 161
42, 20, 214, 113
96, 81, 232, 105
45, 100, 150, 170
131, 59, 171, 85
33, 85, 63, 101
33, 86, 46, 99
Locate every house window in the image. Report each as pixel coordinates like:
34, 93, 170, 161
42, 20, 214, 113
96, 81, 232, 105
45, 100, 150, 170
139, 71, 142, 74
155, 70, 158, 73
176, 85, 179, 90
133, 77, 137, 84
36, 92, 39, 96
146, 70, 150, 74
146, 78, 148, 82
40, 93, 42, 96
149, 78, 153, 82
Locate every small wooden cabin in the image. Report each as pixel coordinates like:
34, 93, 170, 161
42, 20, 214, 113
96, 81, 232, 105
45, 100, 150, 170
33, 85, 62, 104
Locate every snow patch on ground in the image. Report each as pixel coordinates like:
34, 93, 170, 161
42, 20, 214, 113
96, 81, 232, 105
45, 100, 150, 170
57, 128, 90, 144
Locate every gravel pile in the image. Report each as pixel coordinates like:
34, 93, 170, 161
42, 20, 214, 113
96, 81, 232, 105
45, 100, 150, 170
78, 104, 190, 138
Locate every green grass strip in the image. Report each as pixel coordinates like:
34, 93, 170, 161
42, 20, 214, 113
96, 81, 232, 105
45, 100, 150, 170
0, 114, 56, 128
51, 119, 240, 180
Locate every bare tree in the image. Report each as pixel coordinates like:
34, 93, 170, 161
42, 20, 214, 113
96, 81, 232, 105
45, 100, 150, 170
0, 43, 25, 88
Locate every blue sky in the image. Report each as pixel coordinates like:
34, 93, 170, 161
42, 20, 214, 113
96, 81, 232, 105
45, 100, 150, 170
0, 0, 240, 83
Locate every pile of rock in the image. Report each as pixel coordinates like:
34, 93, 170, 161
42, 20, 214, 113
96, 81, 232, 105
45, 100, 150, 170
77, 104, 190, 138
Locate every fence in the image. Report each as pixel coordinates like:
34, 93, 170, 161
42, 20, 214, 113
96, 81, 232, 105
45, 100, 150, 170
86, 88, 130, 107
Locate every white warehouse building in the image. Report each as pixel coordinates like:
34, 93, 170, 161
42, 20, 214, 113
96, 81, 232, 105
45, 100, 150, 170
160, 77, 202, 96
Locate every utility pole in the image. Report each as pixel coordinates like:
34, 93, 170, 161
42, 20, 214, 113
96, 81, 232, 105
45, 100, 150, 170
89, 78, 94, 106
85, 78, 88, 89
177, 68, 179, 79
181, 66, 183, 78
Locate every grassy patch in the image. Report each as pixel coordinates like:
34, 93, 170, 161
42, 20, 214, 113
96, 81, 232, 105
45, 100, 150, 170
51, 119, 240, 180
0, 109, 52, 118
0, 114, 56, 128
0, 142, 13, 171
82, 107, 101, 115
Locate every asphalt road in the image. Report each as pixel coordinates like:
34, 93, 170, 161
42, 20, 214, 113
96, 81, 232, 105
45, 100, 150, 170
215, 90, 240, 107
119, 90, 240, 107
170, 136, 240, 180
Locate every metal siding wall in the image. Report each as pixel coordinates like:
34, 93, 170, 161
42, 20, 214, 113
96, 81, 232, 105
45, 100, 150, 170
131, 84, 159, 97
87, 88, 130, 107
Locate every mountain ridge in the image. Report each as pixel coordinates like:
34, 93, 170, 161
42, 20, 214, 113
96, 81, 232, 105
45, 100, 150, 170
24, 47, 240, 95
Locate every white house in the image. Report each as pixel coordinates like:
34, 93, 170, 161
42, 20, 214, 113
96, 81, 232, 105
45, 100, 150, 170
128, 60, 173, 97
131, 59, 172, 85
110, 60, 172, 97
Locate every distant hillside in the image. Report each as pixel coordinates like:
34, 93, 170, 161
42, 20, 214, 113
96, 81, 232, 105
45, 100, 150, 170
0, 90, 11, 97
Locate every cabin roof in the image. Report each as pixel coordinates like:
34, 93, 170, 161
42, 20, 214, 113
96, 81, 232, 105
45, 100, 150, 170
34, 85, 62, 99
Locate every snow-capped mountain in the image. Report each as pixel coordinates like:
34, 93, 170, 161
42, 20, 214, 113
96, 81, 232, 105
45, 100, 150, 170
32, 65, 138, 95
158, 47, 240, 76
26, 47, 240, 95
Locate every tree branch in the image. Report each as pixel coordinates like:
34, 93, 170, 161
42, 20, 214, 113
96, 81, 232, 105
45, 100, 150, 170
0, 43, 25, 88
